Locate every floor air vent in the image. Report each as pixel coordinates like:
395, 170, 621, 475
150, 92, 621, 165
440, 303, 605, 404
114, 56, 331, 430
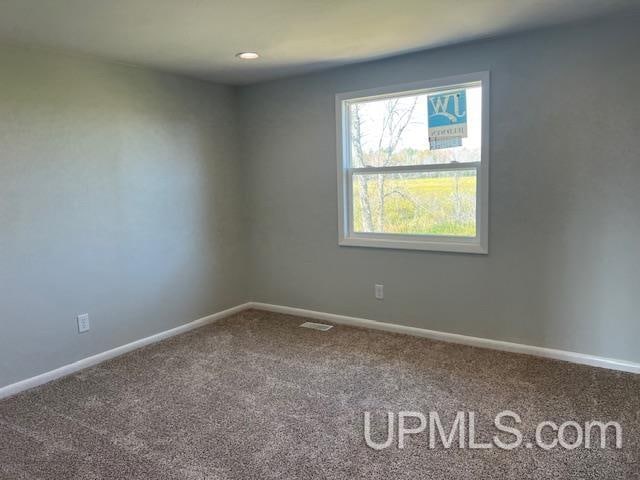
299, 322, 333, 331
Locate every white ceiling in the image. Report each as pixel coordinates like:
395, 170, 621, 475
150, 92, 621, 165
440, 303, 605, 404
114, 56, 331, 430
0, 0, 637, 84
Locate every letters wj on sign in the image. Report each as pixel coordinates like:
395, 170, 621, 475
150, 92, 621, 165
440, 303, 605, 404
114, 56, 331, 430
427, 89, 467, 149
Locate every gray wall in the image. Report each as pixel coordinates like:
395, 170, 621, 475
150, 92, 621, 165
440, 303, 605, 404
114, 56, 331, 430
2, 14, 639, 390
239, 15, 640, 363
0, 45, 247, 387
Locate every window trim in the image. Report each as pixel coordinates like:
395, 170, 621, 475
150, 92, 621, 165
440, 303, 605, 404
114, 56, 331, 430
335, 71, 490, 254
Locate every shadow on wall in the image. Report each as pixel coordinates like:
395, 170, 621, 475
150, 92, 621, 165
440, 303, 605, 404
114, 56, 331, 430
0, 45, 247, 387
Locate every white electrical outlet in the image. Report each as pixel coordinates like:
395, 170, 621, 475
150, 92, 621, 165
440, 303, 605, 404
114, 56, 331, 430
77, 313, 90, 333
375, 284, 384, 300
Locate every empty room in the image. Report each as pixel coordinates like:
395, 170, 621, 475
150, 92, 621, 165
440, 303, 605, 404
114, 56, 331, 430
1, 1, 639, 478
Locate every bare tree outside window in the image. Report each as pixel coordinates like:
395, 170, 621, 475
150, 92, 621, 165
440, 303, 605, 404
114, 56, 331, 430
348, 88, 480, 236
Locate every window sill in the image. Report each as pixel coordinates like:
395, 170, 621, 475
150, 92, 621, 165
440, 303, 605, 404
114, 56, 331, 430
339, 235, 488, 254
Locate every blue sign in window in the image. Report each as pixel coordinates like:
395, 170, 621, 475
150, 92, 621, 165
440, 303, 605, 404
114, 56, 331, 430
428, 89, 467, 129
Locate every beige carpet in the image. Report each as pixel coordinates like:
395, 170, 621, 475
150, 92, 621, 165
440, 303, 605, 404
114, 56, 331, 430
0, 309, 638, 479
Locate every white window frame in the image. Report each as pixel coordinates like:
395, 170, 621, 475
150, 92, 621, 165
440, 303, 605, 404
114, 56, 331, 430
336, 71, 490, 254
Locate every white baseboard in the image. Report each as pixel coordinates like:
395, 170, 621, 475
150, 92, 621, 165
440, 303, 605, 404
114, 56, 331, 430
249, 302, 640, 374
2, 300, 637, 400
0, 303, 252, 400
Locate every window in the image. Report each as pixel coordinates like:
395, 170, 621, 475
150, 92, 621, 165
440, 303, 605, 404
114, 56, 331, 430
336, 72, 489, 253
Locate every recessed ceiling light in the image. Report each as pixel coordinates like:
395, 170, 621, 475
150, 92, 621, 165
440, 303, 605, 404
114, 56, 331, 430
236, 52, 259, 60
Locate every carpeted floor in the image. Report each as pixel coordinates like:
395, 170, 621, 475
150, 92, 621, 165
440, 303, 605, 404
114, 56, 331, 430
0, 309, 638, 479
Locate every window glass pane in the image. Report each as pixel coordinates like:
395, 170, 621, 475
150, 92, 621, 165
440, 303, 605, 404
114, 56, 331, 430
349, 86, 481, 167
352, 170, 477, 236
